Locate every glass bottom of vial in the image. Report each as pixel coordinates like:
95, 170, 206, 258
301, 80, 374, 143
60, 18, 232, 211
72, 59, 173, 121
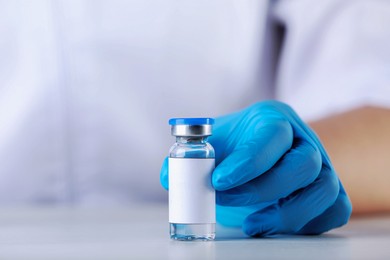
170, 223, 215, 241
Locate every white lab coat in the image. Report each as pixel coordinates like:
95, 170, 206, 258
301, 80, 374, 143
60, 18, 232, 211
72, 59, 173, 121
0, 0, 389, 205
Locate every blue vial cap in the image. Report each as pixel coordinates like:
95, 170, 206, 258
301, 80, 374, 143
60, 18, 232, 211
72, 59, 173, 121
169, 118, 215, 126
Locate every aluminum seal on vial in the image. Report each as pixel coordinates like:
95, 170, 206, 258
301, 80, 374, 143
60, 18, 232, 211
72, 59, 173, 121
169, 118, 214, 137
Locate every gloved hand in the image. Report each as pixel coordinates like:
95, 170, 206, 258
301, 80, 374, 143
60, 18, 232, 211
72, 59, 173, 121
160, 101, 352, 237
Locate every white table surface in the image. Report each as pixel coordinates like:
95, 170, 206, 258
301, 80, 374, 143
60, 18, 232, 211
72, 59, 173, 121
0, 202, 389, 260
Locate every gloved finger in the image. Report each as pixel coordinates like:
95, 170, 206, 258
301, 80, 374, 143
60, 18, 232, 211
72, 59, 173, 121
297, 183, 352, 235
208, 113, 240, 165
212, 117, 293, 191
242, 166, 339, 237
160, 157, 169, 190
276, 103, 333, 167
217, 138, 322, 206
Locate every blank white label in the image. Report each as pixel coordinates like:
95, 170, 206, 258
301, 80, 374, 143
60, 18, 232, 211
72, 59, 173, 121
169, 158, 215, 224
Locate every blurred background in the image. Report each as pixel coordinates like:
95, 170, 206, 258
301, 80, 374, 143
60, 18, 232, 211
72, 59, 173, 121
0, 0, 267, 205
0, 0, 389, 209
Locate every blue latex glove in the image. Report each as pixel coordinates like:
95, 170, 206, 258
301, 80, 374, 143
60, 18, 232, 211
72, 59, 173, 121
160, 101, 352, 237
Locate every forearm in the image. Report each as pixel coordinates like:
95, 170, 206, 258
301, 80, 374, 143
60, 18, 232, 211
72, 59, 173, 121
309, 106, 390, 215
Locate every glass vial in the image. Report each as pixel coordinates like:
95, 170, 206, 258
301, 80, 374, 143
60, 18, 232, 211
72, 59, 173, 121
168, 118, 216, 241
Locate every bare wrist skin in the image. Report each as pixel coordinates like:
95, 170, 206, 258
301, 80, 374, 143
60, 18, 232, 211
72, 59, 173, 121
310, 106, 390, 215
